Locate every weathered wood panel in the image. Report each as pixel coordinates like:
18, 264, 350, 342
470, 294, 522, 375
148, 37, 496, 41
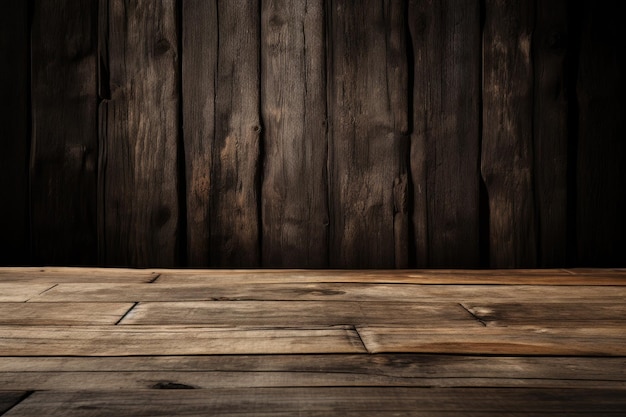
576, 1, 626, 266
7, 388, 626, 416
181, 0, 218, 267
358, 325, 626, 355
0, 2, 29, 266
482, 0, 537, 267
0, 303, 134, 325
261, 0, 328, 267
533, 0, 569, 266
326, 0, 409, 268
0, 325, 365, 356
3, 355, 624, 390
409, 0, 481, 267
210, 0, 261, 267
98, 0, 180, 267
30, 0, 98, 265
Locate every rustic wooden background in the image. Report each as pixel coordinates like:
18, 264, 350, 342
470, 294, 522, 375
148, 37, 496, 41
1, 0, 624, 269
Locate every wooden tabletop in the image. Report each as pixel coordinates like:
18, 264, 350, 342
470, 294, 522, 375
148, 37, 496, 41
1, 267, 625, 415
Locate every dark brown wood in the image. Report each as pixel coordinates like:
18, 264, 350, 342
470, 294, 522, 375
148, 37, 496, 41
408, 0, 481, 267
533, 0, 569, 267
30, 0, 98, 265
0, 2, 29, 266
260, 0, 328, 268
482, 0, 537, 267
3, 355, 624, 389
327, 0, 409, 268
181, 0, 218, 267
7, 388, 626, 416
576, 1, 626, 266
0, 392, 28, 415
210, 0, 261, 267
98, 0, 180, 267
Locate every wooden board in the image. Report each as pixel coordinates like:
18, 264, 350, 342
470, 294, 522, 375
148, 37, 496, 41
98, 0, 180, 266
27, 280, 626, 303
0, 303, 133, 325
2, 355, 624, 390
326, 0, 409, 268
575, 1, 626, 266
181, 0, 217, 267
358, 325, 626, 355
156, 268, 626, 285
0, 2, 29, 266
0, 326, 365, 356
118, 301, 473, 327
0, 284, 56, 302
408, 0, 481, 267
0, 268, 158, 283
6, 388, 626, 416
210, 0, 261, 267
260, 0, 328, 268
30, 0, 98, 265
482, 0, 537, 267
533, 0, 569, 266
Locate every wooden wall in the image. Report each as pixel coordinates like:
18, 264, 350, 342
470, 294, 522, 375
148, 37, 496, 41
1, 0, 624, 269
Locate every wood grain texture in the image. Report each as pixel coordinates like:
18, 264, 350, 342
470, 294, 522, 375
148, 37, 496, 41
0, 267, 159, 283
0, 392, 28, 415
326, 0, 409, 268
408, 0, 481, 267
0, 2, 29, 266
533, 0, 569, 266
28, 282, 626, 303
0, 284, 55, 302
358, 325, 626, 355
30, 0, 98, 265
98, 0, 180, 267
0, 325, 365, 356
0, 303, 133, 325
2, 355, 624, 389
482, 0, 537, 267
6, 388, 626, 416
261, 0, 328, 268
576, 1, 626, 266
119, 301, 472, 326
210, 0, 261, 267
182, 0, 218, 267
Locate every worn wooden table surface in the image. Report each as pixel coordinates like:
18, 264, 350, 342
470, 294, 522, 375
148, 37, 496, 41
0, 267, 625, 416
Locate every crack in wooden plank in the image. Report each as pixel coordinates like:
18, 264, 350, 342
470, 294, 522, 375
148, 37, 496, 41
459, 303, 487, 327
148, 274, 161, 283
352, 326, 370, 353
115, 302, 139, 325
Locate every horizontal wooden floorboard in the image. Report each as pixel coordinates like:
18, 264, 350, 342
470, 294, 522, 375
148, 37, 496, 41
119, 301, 476, 327
0, 283, 55, 302
0, 355, 624, 390
27, 282, 626, 303
0, 267, 158, 283
154, 268, 626, 285
0, 303, 134, 325
4, 388, 626, 416
0, 325, 365, 356
358, 326, 626, 356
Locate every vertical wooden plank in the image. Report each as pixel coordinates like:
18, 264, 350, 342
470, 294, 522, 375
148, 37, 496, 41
260, 0, 328, 267
482, 0, 537, 267
576, 1, 626, 266
408, 0, 481, 267
211, 0, 261, 267
30, 0, 98, 265
533, 0, 569, 267
99, 0, 180, 267
0, 3, 29, 265
182, 0, 217, 267
327, 0, 409, 268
